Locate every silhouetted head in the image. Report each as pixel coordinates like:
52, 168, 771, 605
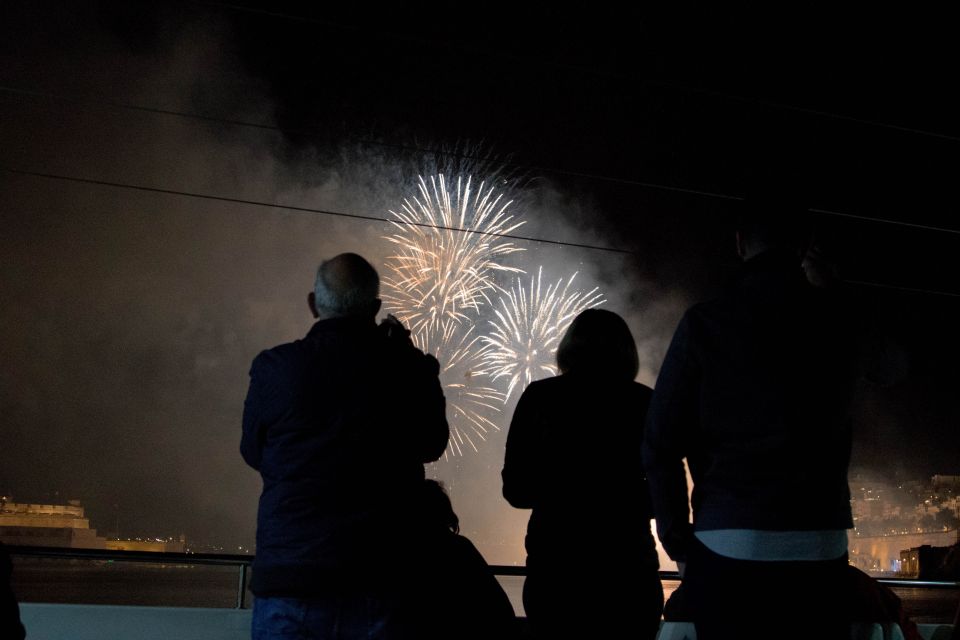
736, 177, 809, 261
307, 253, 382, 320
420, 479, 460, 534
556, 308, 639, 381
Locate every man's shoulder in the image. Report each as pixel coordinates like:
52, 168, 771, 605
665, 301, 713, 338
680, 288, 758, 332
251, 336, 312, 371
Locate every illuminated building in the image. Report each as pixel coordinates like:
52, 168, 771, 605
0, 497, 185, 552
0, 498, 107, 549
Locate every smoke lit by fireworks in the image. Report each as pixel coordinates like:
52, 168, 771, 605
482, 268, 605, 400
381, 174, 525, 350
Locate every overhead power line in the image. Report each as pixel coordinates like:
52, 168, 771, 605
0, 85, 742, 200
808, 208, 960, 237
841, 280, 960, 299
0, 167, 637, 254
7, 83, 960, 219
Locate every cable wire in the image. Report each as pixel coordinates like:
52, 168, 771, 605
0, 166, 638, 254
0, 85, 743, 200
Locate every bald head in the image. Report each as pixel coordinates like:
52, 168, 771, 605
309, 253, 381, 320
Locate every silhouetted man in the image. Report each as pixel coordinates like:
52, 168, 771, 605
643, 206, 857, 640
241, 253, 448, 640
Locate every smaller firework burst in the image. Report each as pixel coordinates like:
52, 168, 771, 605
445, 379, 507, 457
481, 267, 605, 400
432, 324, 507, 458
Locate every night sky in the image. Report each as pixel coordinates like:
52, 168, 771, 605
2, 2, 959, 561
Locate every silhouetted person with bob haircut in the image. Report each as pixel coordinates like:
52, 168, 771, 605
242, 252, 449, 640
644, 194, 857, 640
503, 308, 663, 640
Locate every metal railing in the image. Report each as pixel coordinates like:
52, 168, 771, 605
6, 545, 959, 612
7, 545, 255, 609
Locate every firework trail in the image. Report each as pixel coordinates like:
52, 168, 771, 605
381, 174, 525, 350
482, 267, 605, 400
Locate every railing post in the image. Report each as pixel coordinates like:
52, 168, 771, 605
236, 564, 248, 609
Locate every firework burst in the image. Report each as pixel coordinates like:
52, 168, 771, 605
481, 267, 605, 400
381, 174, 525, 350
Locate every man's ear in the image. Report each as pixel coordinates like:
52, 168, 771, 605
735, 231, 746, 260
307, 292, 319, 319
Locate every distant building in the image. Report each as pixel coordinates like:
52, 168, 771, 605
0, 498, 188, 552
0, 498, 107, 549
848, 529, 957, 574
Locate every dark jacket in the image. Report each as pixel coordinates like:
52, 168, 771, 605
241, 316, 448, 596
502, 372, 659, 571
643, 250, 856, 562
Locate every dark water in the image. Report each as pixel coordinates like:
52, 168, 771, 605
9, 559, 958, 624
10, 558, 251, 608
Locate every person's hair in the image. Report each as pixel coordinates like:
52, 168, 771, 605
420, 479, 459, 534
556, 308, 639, 381
314, 253, 380, 317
